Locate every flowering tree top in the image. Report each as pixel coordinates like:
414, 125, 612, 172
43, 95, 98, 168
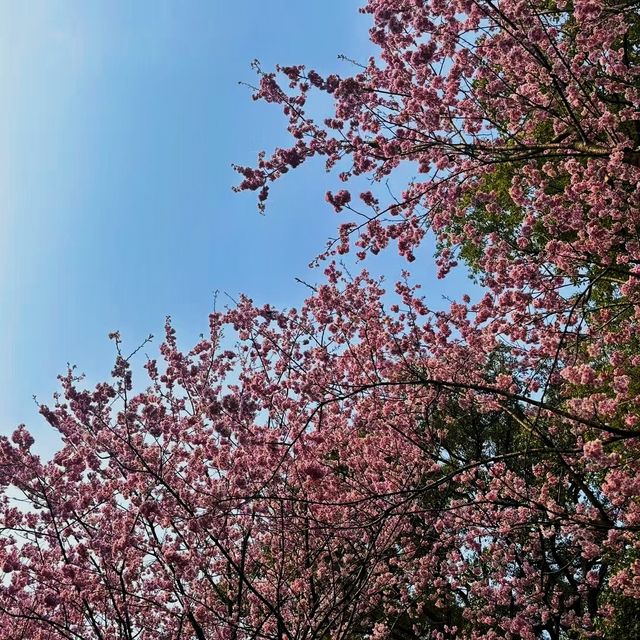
0, 1, 639, 638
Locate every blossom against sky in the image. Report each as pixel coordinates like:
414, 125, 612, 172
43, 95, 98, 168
0, 1, 368, 435
0, 1, 466, 444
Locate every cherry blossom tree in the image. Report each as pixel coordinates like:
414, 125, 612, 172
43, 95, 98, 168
1, 0, 639, 638
232, 0, 640, 630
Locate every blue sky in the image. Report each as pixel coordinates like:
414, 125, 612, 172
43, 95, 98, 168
0, 1, 472, 446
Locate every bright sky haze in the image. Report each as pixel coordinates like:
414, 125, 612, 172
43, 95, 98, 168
0, 1, 471, 445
